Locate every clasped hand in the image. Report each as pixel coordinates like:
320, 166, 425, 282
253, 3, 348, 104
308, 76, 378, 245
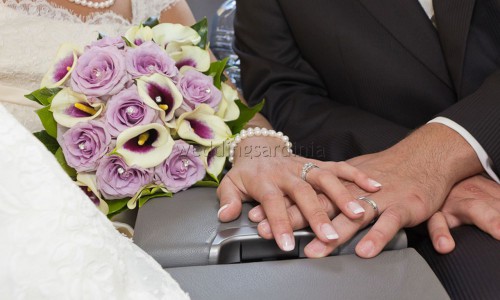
217, 124, 500, 257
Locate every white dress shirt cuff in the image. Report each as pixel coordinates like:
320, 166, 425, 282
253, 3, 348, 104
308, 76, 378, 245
428, 117, 500, 183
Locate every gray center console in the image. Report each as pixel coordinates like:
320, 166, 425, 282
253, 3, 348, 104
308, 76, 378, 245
133, 187, 449, 299
133, 187, 407, 267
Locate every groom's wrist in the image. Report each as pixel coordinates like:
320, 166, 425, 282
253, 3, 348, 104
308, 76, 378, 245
393, 123, 483, 186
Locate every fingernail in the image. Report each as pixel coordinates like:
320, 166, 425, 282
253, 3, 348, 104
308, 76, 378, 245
347, 201, 365, 214
359, 240, 375, 256
306, 240, 327, 257
258, 220, 271, 234
369, 179, 382, 188
249, 208, 263, 220
217, 204, 229, 219
321, 223, 339, 240
280, 233, 295, 252
438, 237, 448, 250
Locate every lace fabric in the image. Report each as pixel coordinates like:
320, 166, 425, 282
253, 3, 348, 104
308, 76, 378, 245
2, 0, 180, 25
0, 1, 190, 298
0, 104, 190, 299
0, 0, 180, 131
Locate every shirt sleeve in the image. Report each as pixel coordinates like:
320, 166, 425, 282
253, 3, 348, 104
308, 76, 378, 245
428, 117, 500, 183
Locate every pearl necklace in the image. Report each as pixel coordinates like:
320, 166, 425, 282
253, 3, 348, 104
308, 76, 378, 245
68, 0, 116, 9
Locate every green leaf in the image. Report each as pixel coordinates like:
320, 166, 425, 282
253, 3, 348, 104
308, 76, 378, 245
55, 147, 77, 180
204, 171, 221, 184
191, 17, 208, 49
33, 130, 59, 154
205, 58, 228, 89
35, 106, 58, 138
122, 36, 133, 47
25, 87, 62, 106
24, 93, 38, 103
138, 191, 172, 208
142, 17, 160, 28
106, 198, 130, 218
226, 99, 265, 133
194, 180, 220, 188
107, 206, 130, 219
97, 32, 105, 40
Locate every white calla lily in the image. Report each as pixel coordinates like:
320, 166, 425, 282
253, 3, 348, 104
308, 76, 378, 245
137, 74, 183, 124
176, 104, 232, 147
41, 43, 80, 88
170, 46, 211, 72
200, 142, 229, 180
124, 25, 153, 46
216, 82, 240, 121
76, 173, 109, 215
50, 88, 104, 128
115, 123, 174, 168
152, 23, 201, 49
164, 41, 183, 54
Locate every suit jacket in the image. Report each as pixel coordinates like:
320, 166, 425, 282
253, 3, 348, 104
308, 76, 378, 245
234, 0, 500, 173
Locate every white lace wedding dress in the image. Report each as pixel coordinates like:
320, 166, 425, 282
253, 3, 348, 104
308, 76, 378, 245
0, 1, 189, 299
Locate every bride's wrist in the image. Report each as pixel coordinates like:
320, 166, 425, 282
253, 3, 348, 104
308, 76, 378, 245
229, 127, 293, 164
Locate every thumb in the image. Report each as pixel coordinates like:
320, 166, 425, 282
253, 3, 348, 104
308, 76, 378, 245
427, 212, 456, 254
216, 176, 248, 222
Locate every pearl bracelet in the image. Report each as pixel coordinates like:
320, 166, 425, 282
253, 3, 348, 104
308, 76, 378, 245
228, 127, 293, 164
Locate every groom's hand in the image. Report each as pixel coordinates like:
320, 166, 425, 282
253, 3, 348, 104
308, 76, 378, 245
304, 123, 484, 258
249, 124, 486, 257
427, 175, 500, 254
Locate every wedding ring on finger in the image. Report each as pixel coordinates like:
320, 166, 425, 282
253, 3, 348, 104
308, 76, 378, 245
357, 196, 379, 223
301, 162, 319, 181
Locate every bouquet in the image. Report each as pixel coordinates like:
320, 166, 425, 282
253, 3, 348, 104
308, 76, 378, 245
26, 18, 262, 217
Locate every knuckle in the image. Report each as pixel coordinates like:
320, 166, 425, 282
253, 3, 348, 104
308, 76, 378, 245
407, 189, 432, 215
309, 207, 328, 220
370, 226, 390, 243
382, 209, 404, 228
316, 173, 331, 187
318, 194, 333, 212
270, 217, 292, 231
336, 189, 353, 203
293, 182, 313, 196
354, 171, 369, 182
260, 191, 282, 203
336, 161, 349, 170
287, 208, 305, 229
462, 183, 482, 194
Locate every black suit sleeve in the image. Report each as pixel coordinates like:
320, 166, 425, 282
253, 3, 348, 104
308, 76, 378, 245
234, 0, 410, 161
439, 70, 500, 175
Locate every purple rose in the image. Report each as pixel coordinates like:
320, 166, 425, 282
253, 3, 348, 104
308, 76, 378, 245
154, 140, 206, 193
96, 155, 154, 200
59, 120, 112, 172
86, 36, 126, 50
125, 41, 178, 79
104, 85, 159, 137
178, 69, 222, 111
71, 46, 129, 97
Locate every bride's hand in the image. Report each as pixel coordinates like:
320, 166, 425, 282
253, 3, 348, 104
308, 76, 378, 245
216, 136, 382, 252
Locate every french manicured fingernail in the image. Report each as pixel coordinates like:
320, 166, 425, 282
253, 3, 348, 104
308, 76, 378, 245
258, 220, 272, 234
321, 223, 339, 240
348, 201, 365, 214
217, 204, 229, 219
358, 240, 375, 257
438, 237, 448, 250
306, 240, 327, 257
369, 179, 382, 188
280, 233, 295, 251
249, 208, 263, 220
